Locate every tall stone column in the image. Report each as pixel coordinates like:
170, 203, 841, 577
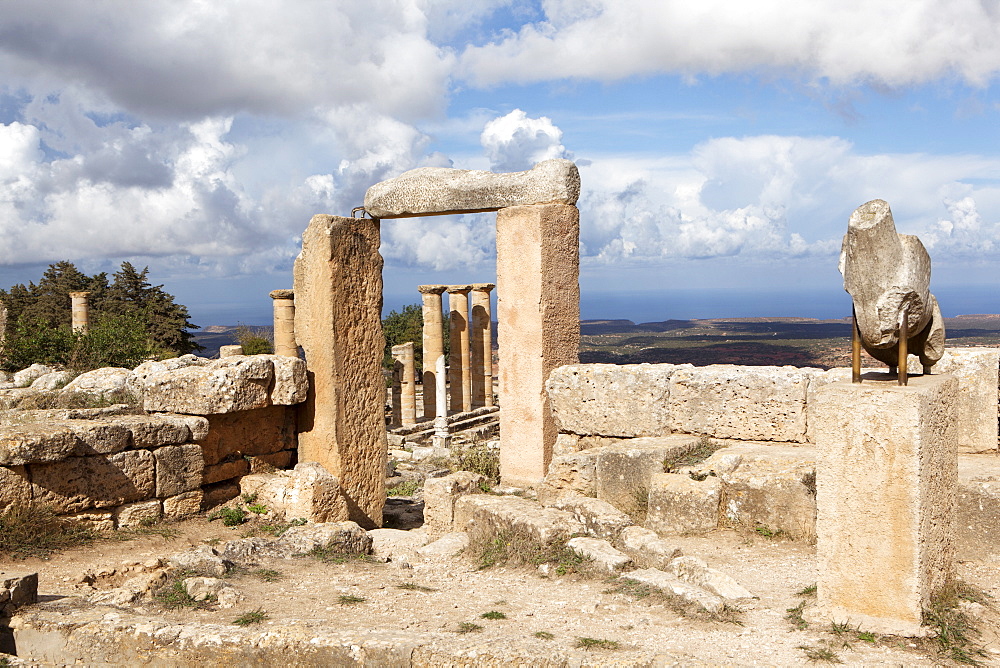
269, 289, 298, 357
447, 285, 473, 413
293, 214, 386, 529
69, 291, 90, 334
470, 283, 495, 408
806, 374, 957, 636
418, 285, 447, 419
496, 204, 580, 487
391, 342, 416, 427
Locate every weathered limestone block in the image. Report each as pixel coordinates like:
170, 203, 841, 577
364, 159, 580, 218
0, 465, 32, 508
668, 556, 755, 607
646, 473, 722, 536
259, 355, 308, 405
64, 511, 114, 531
67, 422, 131, 457
594, 435, 700, 515
2, 572, 38, 609
239, 462, 348, 523
219, 345, 243, 358
167, 545, 231, 577
669, 365, 811, 442
566, 537, 632, 573
549, 495, 633, 541
422, 471, 485, 537
31, 450, 155, 513
0, 423, 79, 465
184, 577, 241, 607
30, 371, 73, 391
619, 568, 725, 614
454, 494, 584, 544
615, 526, 682, 570
547, 364, 682, 437
368, 528, 430, 563
162, 491, 203, 520
840, 199, 945, 369
808, 375, 957, 636
141, 356, 273, 414
536, 449, 600, 504
127, 355, 208, 397
417, 533, 470, 559
247, 450, 295, 473
113, 500, 162, 528
932, 347, 1000, 452
199, 406, 295, 465
13, 364, 55, 388
62, 368, 134, 397
201, 480, 240, 509
293, 214, 386, 529
497, 203, 580, 487
153, 444, 204, 497
202, 459, 249, 485
957, 454, 1000, 560
274, 521, 372, 555
116, 414, 208, 448
805, 368, 852, 444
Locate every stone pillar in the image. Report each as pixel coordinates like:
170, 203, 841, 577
391, 342, 416, 427
219, 345, 243, 357
433, 354, 450, 447
269, 289, 298, 357
496, 204, 580, 487
69, 291, 90, 334
807, 374, 958, 636
418, 285, 447, 419
390, 352, 403, 429
470, 283, 495, 408
447, 285, 473, 414
293, 214, 386, 529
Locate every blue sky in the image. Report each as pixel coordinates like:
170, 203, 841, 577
0, 1, 999, 325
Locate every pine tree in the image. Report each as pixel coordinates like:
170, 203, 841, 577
104, 262, 202, 355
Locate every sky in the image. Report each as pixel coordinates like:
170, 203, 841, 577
1, 0, 999, 325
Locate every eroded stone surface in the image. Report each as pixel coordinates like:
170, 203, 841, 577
141, 356, 274, 415
62, 368, 134, 397
595, 436, 700, 516
549, 495, 633, 541
647, 473, 722, 536
153, 444, 204, 497
422, 471, 485, 537
239, 462, 348, 523
31, 450, 155, 513
364, 159, 580, 218
566, 537, 632, 573
454, 494, 584, 544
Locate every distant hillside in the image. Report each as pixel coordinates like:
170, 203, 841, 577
193, 325, 271, 358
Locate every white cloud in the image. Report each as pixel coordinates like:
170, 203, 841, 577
480, 109, 570, 172
460, 0, 1000, 88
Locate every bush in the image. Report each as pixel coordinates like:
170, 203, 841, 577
234, 324, 273, 355
2, 316, 75, 371
0, 502, 96, 559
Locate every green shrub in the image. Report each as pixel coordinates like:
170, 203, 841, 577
234, 324, 273, 355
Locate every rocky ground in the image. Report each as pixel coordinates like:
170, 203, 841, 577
5, 496, 1000, 666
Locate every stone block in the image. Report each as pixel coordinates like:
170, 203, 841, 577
956, 454, 1000, 560
260, 355, 308, 405
31, 450, 155, 513
199, 406, 296, 465
0, 465, 32, 509
615, 526, 683, 570
247, 450, 295, 473
669, 365, 812, 442
201, 480, 240, 509
30, 370, 73, 391
167, 545, 231, 577
808, 375, 957, 636
274, 521, 372, 556
416, 532, 470, 559
546, 363, 682, 437
552, 433, 579, 455
368, 528, 429, 562
364, 159, 580, 218
932, 347, 999, 452
13, 364, 55, 388
2, 572, 38, 608
549, 495, 633, 541
238, 462, 347, 523
154, 444, 204, 497
535, 449, 599, 504
116, 414, 208, 448
202, 458, 250, 485
646, 473, 721, 536
496, 203, 579, 487
114, 500, 162, 528
67, 422, 131, 457
0, 423, 79, 465
619, 568, 724, 614
566, 537, 631, 573
804, 368, 852, 443
594, 435, 699, 516
454, 494, 583, 544
293, 214, 386, 529
162, 491, 204, 520
62, 368, 134, 397
141, 356, 274, 415
64, 511, 114, 532
668, 556, 755, 606
422, 471, 485, 537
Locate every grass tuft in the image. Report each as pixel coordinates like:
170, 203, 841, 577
306, 546, 378, 564
0, 502, 96, 559
575, 637, 621, 650
533, 631, 555, 640
155, 579, 215, 610
663, 436, 724, 472
337, 594, 366, 605
396, 582, 437, 592
480, 610, 506, 620
786, 600, 809, 630
207, 507, 248, 527
922, 583, 989, 666
796, 583, 817, 597
457, 622, 483, 634
387, 479, 421, 497
251, 568, 283, 583
452, 444, 500, 484
468, 523, 592, 575
798, 644, 842, 663
233, 607, 268, 626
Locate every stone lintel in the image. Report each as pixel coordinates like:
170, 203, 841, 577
269, 289, 294, 300
417, 284, 448, 295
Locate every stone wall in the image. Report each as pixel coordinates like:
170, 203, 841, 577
0, 354, 308, 528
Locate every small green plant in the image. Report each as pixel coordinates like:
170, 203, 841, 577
798, 644, 841, 663
452, 444, 500, 484
457, 622, 483, 634
753, 524, 781, 539
251, 568, 283, 583
575, 637, 620, 650
533, 631, 554, 640
923, 583, 989, 665
241, 492, 258, 504
0, 502, 96, 559
663, 436, 723, 472
208, 507, 248, 527
480, 610, 507, 620
1, 655, 10, 667
233, 608, 269, 626
629, 487, 649, 524
306, 546, 377, 564
786, 600, 809, 630
797, 584, 817, 597
337, 594, 366, 605
246, 503, 268, 515
856, 630, 876, 643
386, 479, 421, 497
396, 582, 436, 592
155, 579, 215, 610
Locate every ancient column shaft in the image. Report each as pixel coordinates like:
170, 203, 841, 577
269, 289, 298, 357
447, 285, 473, 413
391, 341, 416, 427
418, 285, 447, 419
69, 291, 90, 334
470, 283, 495, 408
293, 214, 386, 529
496, 204, 580, 487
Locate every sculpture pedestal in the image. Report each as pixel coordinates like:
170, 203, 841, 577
806, 374, 957, 636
